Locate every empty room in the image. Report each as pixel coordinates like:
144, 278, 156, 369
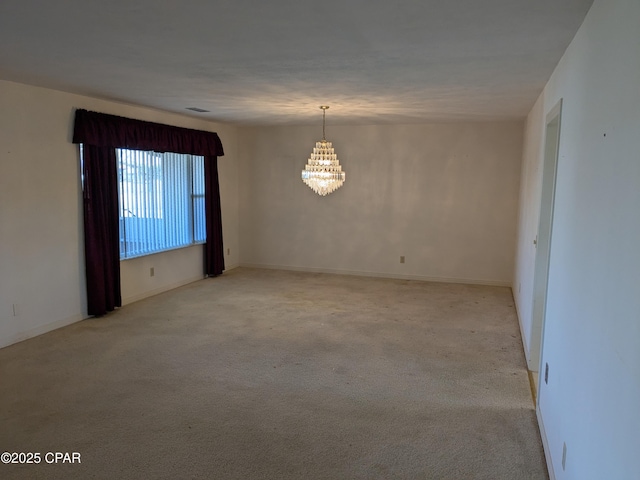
0, 0, 638, 479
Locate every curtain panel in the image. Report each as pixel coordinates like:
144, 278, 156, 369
73, 109, 226, 316
204, 155, 225, 275
81, 144, 121, 315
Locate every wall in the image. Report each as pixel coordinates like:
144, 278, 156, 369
0, 80, 239, 348
239, 122, 523, 285
514, 0, 640, 478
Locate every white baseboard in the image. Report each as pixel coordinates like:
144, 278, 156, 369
513, 296, 539, 372
238, 263, 511, 287
122, 275, 206, 306
0, 313, 85, 350
537, 404, 556, 480
1, 269, 240, 350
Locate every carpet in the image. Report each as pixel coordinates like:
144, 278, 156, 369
0, 267, 548, 479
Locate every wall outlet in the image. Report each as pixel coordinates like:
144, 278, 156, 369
150, 267, 155, 277
12, 303, 19, 317
227, 248, 230, 255
562, 442, 567, 470
400, 256, 405, 264
545, 362, 549, 384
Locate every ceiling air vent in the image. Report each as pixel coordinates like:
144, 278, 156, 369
186, 107, 209, 113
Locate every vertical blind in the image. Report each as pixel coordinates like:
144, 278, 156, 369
116, 149, 205, 259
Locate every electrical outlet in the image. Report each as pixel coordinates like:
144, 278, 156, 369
562, 442, 567, 470
12, 303, 19, 317
150, 267, 155, 277
227, 248, 230, 255
545, 363, 549, 384
400, 256, 405, 264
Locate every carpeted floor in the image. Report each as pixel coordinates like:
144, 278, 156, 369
0, 268, 548, 479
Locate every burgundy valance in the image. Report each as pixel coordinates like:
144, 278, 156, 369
73, 109, 224, 157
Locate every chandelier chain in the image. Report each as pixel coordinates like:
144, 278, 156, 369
323, 108, 325, 140
321, 106, 328, 140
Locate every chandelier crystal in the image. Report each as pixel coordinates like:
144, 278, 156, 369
302, 106, 345, 196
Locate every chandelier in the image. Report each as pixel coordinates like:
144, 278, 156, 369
301, 106, 345, 196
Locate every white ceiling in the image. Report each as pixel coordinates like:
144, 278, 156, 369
0, 0, 593, 126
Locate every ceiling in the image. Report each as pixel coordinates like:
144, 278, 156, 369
0, 0, 593, 126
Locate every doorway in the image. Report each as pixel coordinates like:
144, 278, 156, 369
530, 99, 562, 395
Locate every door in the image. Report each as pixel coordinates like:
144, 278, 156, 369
530, 99, 562, 389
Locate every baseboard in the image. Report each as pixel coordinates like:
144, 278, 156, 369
238, 263, 511, 287
122, 275, 206, 305
0, 313, 85, 350
2, 269, 239, 350
537, 405, 556, 480
513, 296, 538, 372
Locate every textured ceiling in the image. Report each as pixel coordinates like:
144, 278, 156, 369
0, 0, 593, 125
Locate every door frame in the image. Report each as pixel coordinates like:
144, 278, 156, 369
531, 98, 563, 395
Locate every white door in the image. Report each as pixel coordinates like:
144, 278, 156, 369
530, 99, 562, 393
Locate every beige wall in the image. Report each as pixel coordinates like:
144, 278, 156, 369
0, 79, 239, 348
239, 122, 523, 285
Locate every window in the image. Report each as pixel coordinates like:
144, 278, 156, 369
116, 149, 205, 259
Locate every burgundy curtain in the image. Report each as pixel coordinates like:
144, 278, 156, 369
73, 109, 225, 316
73, 109, 224, 155
81, 145, 121, 316
204, 155, 225, 275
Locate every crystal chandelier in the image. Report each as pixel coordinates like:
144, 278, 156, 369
301, 106, 345, 196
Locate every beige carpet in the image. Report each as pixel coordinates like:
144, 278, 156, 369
0, 268, 548, 479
